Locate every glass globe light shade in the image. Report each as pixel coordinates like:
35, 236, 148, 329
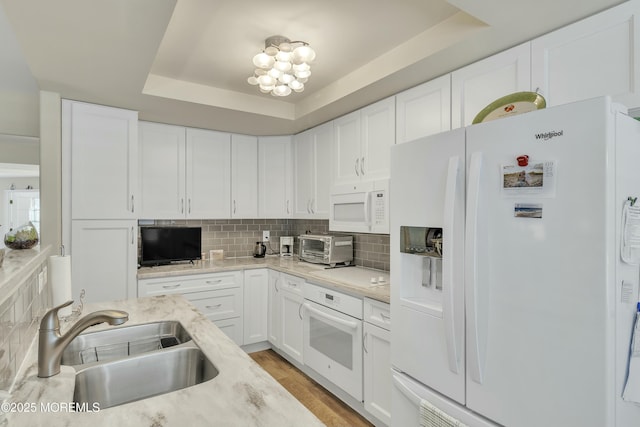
265, 46, 278, 56
293, 85, 305, 93
253, 52, 274, 69
247, 76, 259, 85
292, 62, 310, 72
268, 68, 282, 79
273, 85, 292, 96
276, 50, 292, 62
293, 45, 316, 64
274, 60, 292, 72
294, 69, 311, 79
296, 77, 308, 83
279, 73, 295, 84
254, 68, 267, 76
260, 86, 272, 93
278, 42, 292, 52
289, 80, 304, 91
258, 74, 276, 87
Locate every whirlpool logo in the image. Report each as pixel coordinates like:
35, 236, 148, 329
534, 130, 564, 141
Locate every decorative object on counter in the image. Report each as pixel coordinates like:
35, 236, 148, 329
4, 221, 39, 249
247, 35, 316, 96
0, 248, 4, 267
472, 91, 546, 124
210, 249, 224, 260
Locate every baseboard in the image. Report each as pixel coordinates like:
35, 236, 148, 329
241, 341, 272, 354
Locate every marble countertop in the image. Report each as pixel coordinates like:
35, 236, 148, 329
0, 245, 52, 307
3, 295, 324, 427
138, 256, 390, 304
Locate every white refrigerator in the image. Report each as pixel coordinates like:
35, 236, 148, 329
390, 96, 640, 427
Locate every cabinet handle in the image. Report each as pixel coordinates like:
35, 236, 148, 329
131, 195, 135, 213
355, 158, 360, 176
162, 284, 181, 289
233, 200, 236, 214
361, 156, 365, 175
380, 312, 391, 321
286, 199, 290, 214
363, 332, 369, 353
298, 303, 303, 320
310, 199, 315, 214
274, 277, 279, 292
188, 198, 191, 214
205, 304, 222, 310
307, 199, 311, 214
205, 279, 222, 284
181, 198, 184, 214
131, 227, 134, 244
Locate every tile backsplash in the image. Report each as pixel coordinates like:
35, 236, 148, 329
0, 255, 51, 392
146, 219, 390, 271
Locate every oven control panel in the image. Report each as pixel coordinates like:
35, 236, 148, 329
304, 282, 363, 319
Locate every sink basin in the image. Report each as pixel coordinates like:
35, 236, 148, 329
73, 345, 218, 409
61, 321, 192, 366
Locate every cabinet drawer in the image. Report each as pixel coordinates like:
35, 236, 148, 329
280, 273, 305, 295
138, 271, 242, 296
364, 297, 391, 331
184, 288, 243, 321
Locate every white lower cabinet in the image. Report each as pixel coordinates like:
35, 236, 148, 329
71, 220, 138, 304
138, 270, 244, 345
243, 269, 269, 345
278, 273, 305, 364
363, 298, 391, 426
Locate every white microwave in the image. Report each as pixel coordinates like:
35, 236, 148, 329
329, 179, 389, 234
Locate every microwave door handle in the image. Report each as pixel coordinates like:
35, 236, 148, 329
364, 191, 371, 226
303, 302, 359, 329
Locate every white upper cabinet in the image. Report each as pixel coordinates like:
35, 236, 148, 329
231, 134, 258, 218
293, 121, 332, 218
396, 74, 451, 143
63, 100, 138, 219
333, 97, 395, 188
532, 1, 640, 109
186, 128, 231, 218
258, 135, 293, 218
451, 42, 531, 128
139, 122, 231, 219
139, 122, 185, 219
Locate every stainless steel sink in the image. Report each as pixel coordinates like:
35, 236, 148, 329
73, 344, 218, 409
61, 321, 192, 366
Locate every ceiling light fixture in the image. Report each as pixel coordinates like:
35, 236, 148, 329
247, 35, 316, 97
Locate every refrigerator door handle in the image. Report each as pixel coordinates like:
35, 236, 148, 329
392, 374, 422, 406
466, 151, 485, 384
443, 156, 461, 374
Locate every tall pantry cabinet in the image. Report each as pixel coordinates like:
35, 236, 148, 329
62, 100, 139, 304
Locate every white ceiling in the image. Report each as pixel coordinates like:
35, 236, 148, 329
0, 0, 625, 136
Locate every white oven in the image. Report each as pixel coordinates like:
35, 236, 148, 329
303, 282, 363, 401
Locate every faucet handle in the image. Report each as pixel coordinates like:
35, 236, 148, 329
40, 300, 73, 331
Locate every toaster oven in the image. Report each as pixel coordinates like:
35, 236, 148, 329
299, 234, 353, 267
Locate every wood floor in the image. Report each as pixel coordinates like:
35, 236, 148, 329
250, 349, 373, 427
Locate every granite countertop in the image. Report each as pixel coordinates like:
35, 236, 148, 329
0, 245, 52, 307
138, 256, 390, 304
3, 295, 324, 427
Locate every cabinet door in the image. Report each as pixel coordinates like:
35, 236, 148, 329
71, 219, 137, 304
138, 121, 185, 219
243, 269, 269, 345
186, 128, 231, 218
396, 74, 451, 143
280, 288, 304, 364
333, 110, 361, 187
364, 322, 392, 425
65, 101, 138, 219
231, 134, 258, 218
258, 136, 292, 218
451, 42, 531, 128
267, 271, 281, 347
312, 121, 333, 218
532, 1, 640, 108
293, 130, 314, 218
360, 97, 395, 181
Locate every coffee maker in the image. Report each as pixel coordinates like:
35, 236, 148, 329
280, 236, 293, 257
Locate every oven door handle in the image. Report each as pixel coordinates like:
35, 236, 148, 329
303, 302, 359, 330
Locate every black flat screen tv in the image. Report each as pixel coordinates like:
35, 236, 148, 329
140, 226, 201, 266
